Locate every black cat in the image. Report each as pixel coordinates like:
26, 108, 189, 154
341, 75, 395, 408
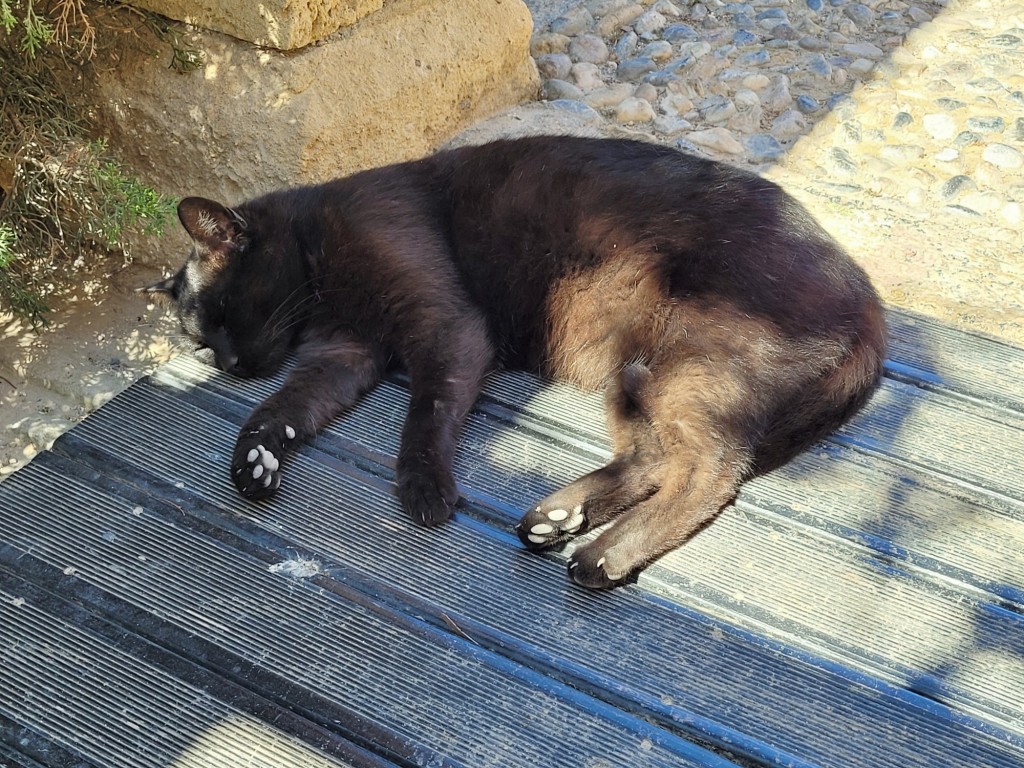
145, 136, 886, 589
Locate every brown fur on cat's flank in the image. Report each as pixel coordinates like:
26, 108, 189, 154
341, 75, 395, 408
147, 136, 887, 589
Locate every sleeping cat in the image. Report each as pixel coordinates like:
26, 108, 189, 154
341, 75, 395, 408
145, 136, 887, 589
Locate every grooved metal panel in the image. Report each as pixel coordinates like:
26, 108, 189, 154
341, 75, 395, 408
2, 310, 1024, 768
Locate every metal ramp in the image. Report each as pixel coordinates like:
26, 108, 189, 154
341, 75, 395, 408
2, 308, 1024, 768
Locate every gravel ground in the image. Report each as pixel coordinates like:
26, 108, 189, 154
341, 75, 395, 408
1, 0, 1021, 477
520, 0, 1023, 341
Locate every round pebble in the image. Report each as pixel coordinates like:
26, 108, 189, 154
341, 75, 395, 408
653, 115, 693, 134
615, 30, 639, 59
966, 116, 1005, 134
688, 127, 745, 154
922, 113, 957, 140
849, 58, 874, 76
635, 82, 659, 103
940, 174, 975, 199
796, 95, 822, 113
585, 83, 635, 108
892, 111, 914, 128
543, 79, 585, 100
617, 56, 658, 80
550, 7, 594, 37
807, 53, 832, 77
842, 42, 884, 59
641, 40, 674, 61
536, 54, 572, 80
615, 96, 657, 122
983, 144, 1024, 170
843, 3, 873, 26
570, 34, 610, 64
663, 23, 699, 43
635, 10, 668, 39
744, 133, 785, 162
572, 62, 605, 91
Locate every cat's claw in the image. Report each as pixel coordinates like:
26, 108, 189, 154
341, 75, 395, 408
566, 546, 632, 590
516, 504, 585, 551
397, 471, 457, 527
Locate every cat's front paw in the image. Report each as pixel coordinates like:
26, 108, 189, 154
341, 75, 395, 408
397, 468, 457, 528
516, 503, 586, 551
567, 544, 635, 590
231, 423, 297, 499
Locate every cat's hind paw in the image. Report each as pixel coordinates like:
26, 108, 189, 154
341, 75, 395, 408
231, 423, 296, 500
566, 545, 635, 590
515, 504, 586, 551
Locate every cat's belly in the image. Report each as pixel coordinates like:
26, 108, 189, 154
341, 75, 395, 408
541, 256, 668, 390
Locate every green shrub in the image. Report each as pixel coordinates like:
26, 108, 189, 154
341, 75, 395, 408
1, 1, 177, 324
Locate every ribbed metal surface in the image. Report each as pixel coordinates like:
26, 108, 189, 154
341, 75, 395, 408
0, 463, 726, 768
0, 583, 358, 768
128, 365, 1024, 743
886, 308, 1024, 413
1, 310, 1023, 767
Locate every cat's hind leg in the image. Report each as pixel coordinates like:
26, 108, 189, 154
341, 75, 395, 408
231, 337, 383, 499
567, 455, 743, 589
516, 362, 664, 550
565, 358, 753, 589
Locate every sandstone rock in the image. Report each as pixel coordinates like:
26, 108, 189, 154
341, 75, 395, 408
86, 0, 538, 209
124, 0, 383, 50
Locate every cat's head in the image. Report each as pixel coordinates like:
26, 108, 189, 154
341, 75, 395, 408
142, 196, 307, 377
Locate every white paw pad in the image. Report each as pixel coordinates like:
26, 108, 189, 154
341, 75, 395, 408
247, 444, 281, 489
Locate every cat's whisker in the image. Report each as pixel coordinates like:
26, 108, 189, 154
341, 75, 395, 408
261, 276, 323, 329
261, 287, 350, 345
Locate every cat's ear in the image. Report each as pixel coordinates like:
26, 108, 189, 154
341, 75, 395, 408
178, 197, 247, 254
137, 274, 177, 305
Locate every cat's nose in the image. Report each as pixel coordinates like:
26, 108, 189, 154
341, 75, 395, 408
219, 353, 240, 374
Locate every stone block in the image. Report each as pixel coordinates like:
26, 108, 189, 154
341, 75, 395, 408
88, 0, 538, 213
124, 0, 385, 50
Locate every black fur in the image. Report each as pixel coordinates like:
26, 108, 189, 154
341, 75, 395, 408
146, 136, 887, 589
